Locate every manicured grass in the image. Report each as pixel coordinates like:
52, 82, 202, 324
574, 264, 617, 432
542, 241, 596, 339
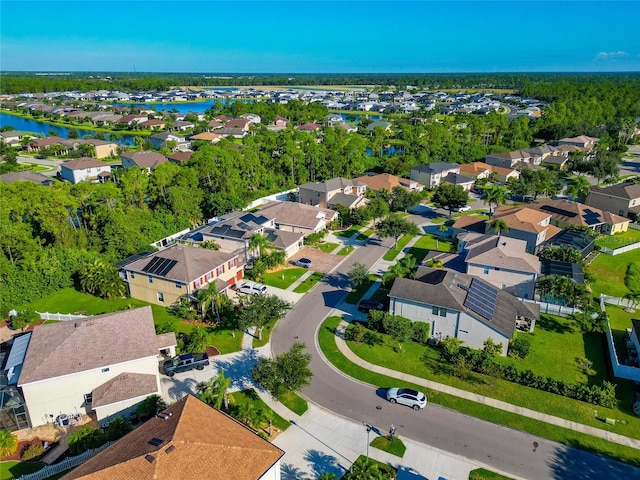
336, 226, 362, 238
337, 245, 354, 256
277, 390, 308, 416
382, 234, 415, 261
430, 216, 448, 224
293, 272, 324, 293
252, 318, 277, 348
469, 468, 514, 480
316, 242, 339, 253
344, 274, 378, 304
406, 233, 453, 263
588, 250, 638, 298
0, 461, 45, 480
370, 436, 406, 457
358, 228, 374, 239
595, 229, 640, 249
499, 315, 607, 384
228, 389, 290, 432
261, 267, 307, 290
318, 316, 640, 466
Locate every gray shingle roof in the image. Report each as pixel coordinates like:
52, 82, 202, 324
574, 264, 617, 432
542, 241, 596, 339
412, 162, 459, 174
92, 373, 159, 409
590, 182, 640, 201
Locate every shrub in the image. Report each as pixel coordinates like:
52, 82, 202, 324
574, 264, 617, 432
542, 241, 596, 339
345, 322, 366, 343
304, 229, 328, 245
21, 444, 45, 461
411, 322, 430, 345
367, 310, 385, 333
508, 337, 531, 359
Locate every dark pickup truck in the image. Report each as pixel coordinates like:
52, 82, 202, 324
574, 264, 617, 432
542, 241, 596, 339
161, 353, 209, 377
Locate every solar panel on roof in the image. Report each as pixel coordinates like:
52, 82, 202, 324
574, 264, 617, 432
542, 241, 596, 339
464, 279, 498, 320
155, 258, 177, 276
142, 256, 163, 273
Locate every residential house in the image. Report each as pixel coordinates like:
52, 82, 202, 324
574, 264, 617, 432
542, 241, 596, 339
325, 114, 344, 126
8, 307, 176, 428
485, 150, 540, 169
172, 120, 195, 131
353, 173, 424, 193
207, 120, 225, 130
410, 162, 460, 189
457, 232, 540, 299
118, 114, 148, 126
83, 139, 118, 159
273, 116, 288, 128
0, 131, 31, 147
216, 128, 247, 139
61, 395, 284, 480
297, 123, 322, 132
256, 201, 338, 236
557, 135, 599, 152
168, 151, 193, 165
530, 199, 629, 235
140, 119, 166, 130
121, 151, 168, 173
149, 132, 187, 150
60, 157, 111, 184
226, 118, 252, 131
586, 182, 640, 219
240, 113, 261, 124
388, 267, 540, 356
490, 164, 520, 183
298, 177, 368, 209
120, 244, 242, 306
442, 172, 475, 191
459, 162, 492, 180
489, 206, 563, 252
338, 123, 358, 133
0, 171, 55, 186
190, 132, 223, 144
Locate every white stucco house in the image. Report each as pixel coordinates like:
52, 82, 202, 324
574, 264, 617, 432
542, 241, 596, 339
11, 307, 176, 427
60, 157, 111, 184
388, 267, 539, 356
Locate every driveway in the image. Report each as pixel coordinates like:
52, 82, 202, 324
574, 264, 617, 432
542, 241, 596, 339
289, 246, 345, 274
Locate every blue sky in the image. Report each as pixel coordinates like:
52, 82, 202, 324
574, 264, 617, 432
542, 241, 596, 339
1, 1, 639, 72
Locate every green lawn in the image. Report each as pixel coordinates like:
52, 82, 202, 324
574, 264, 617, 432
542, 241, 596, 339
358, 228, 374, 240
261, 267, 307, 289
345, 274, 378, 304
318, 316, 640, 466
370, 436, 406, 457
336, 226, 362, 238
382, 234, 415, 261
499, 315, 607, 385
293, 272, 324, 293
469, 468, 515, 480
430, 216, 448, 224
228, 389, 290, 432
595, 229, 640, 249
406, 233, 453, 263
252, 318, 278, 348
588, 250, 639, 298
316, 242, 339, 253
277, 390, 308, 416
21, 287, 243, 354
0, 461, 45, 480
337, 245, 354, 256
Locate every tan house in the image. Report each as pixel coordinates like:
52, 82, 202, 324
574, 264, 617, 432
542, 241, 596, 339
353, 172, 424, 192
459, 162, 492, 180
410, 162, 459, 188
256, 201, 338, 235
190, 131, 222, 144
557, 135, 598, 152
530, 199, 629, 235
586, 182, 640, 219
84, 139, 118, 159
121, 245, 242, 306
61, 395, 284, 480
490, 206, 563, 252
121, 151, 168, 173
298, 177, 368, 209
458, 232, 540, 299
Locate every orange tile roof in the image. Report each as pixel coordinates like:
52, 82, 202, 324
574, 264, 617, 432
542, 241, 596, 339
353, 173, 423, 192
62, 395, 284, 480
492, 206, 551, 233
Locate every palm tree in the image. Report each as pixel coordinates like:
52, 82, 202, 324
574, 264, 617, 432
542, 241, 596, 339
426, 257, 444, 269
565, 175, 591, 202
349, 457, 381, 480
196, 370, 231, 410
79, 258, 126, 299
188, 326, 209, 353
489, 219, 509, 236
484, 185, 510, 216
0, 429, 18, 458
248, 233, 272, 259
318, 473, 339, 480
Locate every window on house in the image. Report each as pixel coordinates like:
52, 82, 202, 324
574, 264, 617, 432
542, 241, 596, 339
483, 266, 490, 274
101, 367, 110, 373
432, 306, 439, 315
217, 267, 223, 276
157, 292, 164, 303
175, 282, 182, 289
130, 272, 135, 279
439, 308, 446, 317
84, 393, 93, 404
148, 276, 153, 284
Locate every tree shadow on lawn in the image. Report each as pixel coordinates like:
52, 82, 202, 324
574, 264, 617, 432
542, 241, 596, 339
538, 315, 575, 334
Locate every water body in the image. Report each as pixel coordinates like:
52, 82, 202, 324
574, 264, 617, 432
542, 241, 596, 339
115, 100, 223, 114
0, 113, 135, 145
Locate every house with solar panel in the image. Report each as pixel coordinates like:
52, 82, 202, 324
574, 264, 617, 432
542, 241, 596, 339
388, 267, 540, 356
119, 244, 242, 307
2, 307, 175, 430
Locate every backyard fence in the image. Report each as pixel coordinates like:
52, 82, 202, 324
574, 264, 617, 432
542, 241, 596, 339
600, 294, 640, 382
37, 312, 87, 322
599, 295, 632, 308
598, 241, 640, 256
16, 442, 112, 480
243, 187, 297, 210
521, 299, 580, 318
629, 223, 640, 231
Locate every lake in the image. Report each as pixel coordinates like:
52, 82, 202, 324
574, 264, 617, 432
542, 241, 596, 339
0, 113, 135, 145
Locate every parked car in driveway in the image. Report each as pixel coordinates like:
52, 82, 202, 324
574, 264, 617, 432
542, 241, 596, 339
386, 388, 427, 410
293, 257, 313, 268
236, 280, 267, 295
457, 205, 471, 212
357, 299, 384, 312
161, 353, 209, 377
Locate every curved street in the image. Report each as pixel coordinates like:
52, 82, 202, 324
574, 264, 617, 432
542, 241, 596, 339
271, 228, 639, 479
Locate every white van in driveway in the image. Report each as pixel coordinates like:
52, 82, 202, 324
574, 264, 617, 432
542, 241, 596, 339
237, 280, 267, 295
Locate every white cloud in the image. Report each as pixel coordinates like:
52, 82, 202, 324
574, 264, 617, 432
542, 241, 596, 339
596, 51, 629, 58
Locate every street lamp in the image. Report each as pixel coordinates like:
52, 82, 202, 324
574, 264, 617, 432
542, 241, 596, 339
365, 423, 372, 458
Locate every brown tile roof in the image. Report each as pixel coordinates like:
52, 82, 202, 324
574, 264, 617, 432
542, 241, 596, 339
256, 201, 337, 230
0, 170, 54, 185
459, 162, 491, 177
532, 199, 629, 227
492, 206, 551, 233
156, 332, 177, 350
168, 151, 193, 164
488, 164, 518, 177
19, 307, 159, 385
190, 132, 222, 141
62, 395, 284, 480
121, 151, 167, 169
92, 373, 158, 409
225, 118, 250, 129
353, 173, 423, 192
452, 215, 486, 231
61, 157, 110, 170
125, 244, 237, 283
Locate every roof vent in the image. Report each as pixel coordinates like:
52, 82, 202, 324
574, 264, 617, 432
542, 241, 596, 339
164, 445, 176, 454
155, 413, 172, 420
145, 454, 156, 464
148, 437, 165, 447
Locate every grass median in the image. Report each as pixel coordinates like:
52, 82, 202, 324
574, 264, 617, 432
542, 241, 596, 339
318, 316, 640, 466
293, 272, 324, 293
382, 234, 414, 261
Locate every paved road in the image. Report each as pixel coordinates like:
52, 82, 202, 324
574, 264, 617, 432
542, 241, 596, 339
271, 233, 639, 479
17, 155, 60, 176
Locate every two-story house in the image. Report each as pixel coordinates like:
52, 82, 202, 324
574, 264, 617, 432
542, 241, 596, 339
298, 177, 368, 209
485, 150, 541, 169
586, 182, 640, 219
149, 131, 188, 150
8, 307, 176, 428
410, 162, 460, 189
60, 157, 112, 184
388, 267, 540, 356
557, 135, 598, 152
256, 201, 338, 236
490, 206, 563, 252
530, 199, 629, 235
458, 232, 540, 299
354, 173, 424, 193
120, 244, 242, 306
121, 151, 168, 173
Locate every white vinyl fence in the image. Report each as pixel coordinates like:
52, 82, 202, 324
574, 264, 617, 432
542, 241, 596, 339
598, 241, 640, 256
521, 299, 580, 318
600, 294, 640, 382
37, 312, 87, 322
16, 442, 112, 480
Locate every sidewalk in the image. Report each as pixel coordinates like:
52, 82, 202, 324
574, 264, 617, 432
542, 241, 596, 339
332, 319, 640, 451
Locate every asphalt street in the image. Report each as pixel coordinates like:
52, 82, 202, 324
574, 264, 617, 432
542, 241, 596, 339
270, 214, 640, 479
